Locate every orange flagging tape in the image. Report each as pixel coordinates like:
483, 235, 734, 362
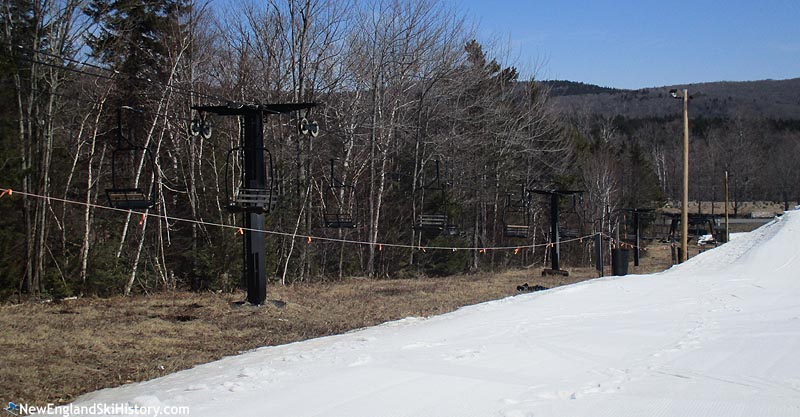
378, 244, 383, 251
139, 213, 145, 225
237, 228, 244, 235
307, 236, 312, 244
0, 189, 12, 198
514, 248, 520, 255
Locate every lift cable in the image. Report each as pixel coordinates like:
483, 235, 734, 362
1, 186, 602, 252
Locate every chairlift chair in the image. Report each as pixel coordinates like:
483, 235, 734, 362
502, 188, 530, 239
413, 160, 459, 235
225, 146, 278, 213
105, 108, 158, 210
106, 148, 157, 209
323, 159, 357, 228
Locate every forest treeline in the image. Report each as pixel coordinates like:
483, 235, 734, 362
1, 0, 798, 300
549, 78, 800, 119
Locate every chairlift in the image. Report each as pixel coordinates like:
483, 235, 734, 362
503, 186, 530, 238
323, 159, 357, 228
414, 159, 458, 235
105, 107, 158, 210
225, 146, 278, 213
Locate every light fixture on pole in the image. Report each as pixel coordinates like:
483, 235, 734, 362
670, 88, 690, 262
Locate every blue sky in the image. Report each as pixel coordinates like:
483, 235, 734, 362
456, 0, 799, 89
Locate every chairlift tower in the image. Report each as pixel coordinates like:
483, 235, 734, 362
192, 102, 317, 305
530, 189, 583, 276
622, 208, 655, 266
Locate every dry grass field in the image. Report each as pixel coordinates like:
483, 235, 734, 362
0, 243, 676, 406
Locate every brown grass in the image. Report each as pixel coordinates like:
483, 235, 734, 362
0, 243, 673, 406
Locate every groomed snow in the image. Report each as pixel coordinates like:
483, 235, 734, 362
59, 211, 800, 417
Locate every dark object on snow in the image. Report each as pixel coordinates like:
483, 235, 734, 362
611, 248, 629, 276
516, 283, 549, 292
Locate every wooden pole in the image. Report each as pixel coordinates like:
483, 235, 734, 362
725, 170, 730, 242
681, 89, 689, 262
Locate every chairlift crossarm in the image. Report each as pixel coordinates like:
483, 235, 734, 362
192, 102, 317, 116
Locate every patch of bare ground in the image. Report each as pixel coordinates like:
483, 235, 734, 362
0, 242, 675, 406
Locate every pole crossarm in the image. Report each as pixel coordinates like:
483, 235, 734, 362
192, 102, 318, 116
529, 189, 583, 197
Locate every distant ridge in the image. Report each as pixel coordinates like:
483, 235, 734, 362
540, 80, 625, 96
539, 78, 800, 119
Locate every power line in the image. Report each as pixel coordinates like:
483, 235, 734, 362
13, 51, 305, 137
16, 45, 232, 104
0, 79, 197, 125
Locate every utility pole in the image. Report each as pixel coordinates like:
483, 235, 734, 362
681, 89, 689, 262
670, 88, 690, 262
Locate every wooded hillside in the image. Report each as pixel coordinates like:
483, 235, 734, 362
545, 78, 800, 119
1, 0, 797, 300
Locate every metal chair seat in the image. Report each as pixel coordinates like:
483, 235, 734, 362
106, 188, 155, 210
504, 224, 529, 238
227, 188, 278, 213
324, 213, 356, 228
415, 214, 449, 230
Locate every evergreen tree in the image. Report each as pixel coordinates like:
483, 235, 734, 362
85, 0, 181, 103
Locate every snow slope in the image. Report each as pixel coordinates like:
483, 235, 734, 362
63, 211, 800, 417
